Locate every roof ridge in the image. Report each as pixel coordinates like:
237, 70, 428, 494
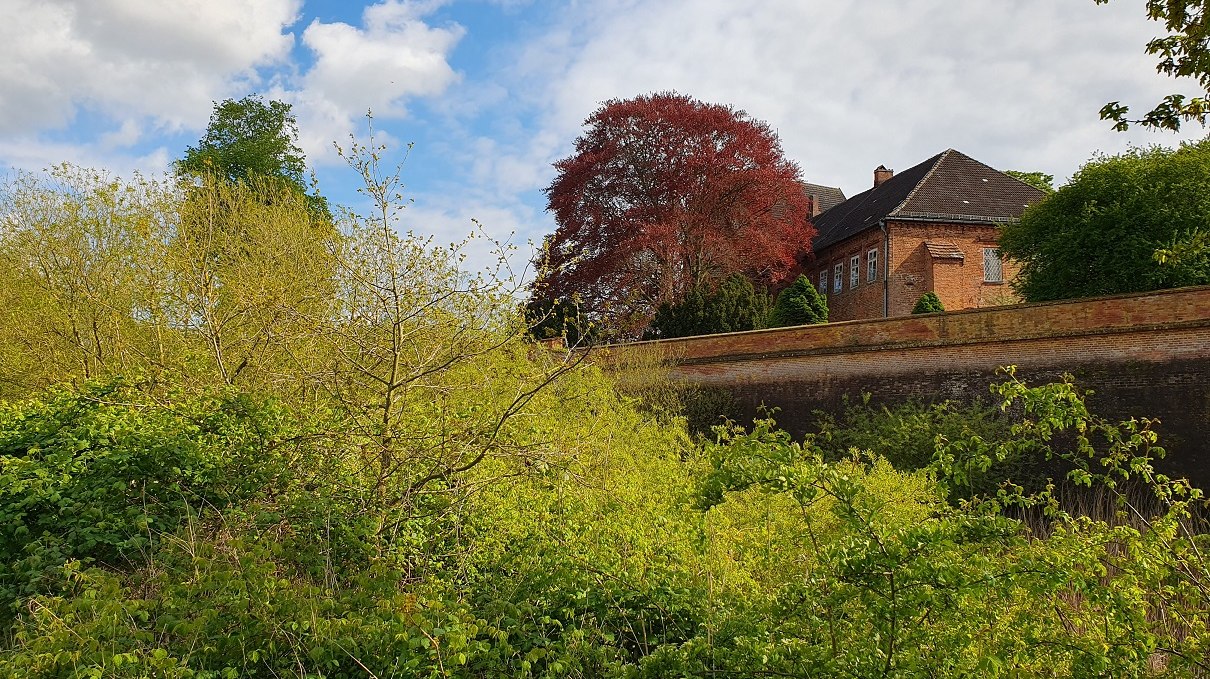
890, 149, 951, 216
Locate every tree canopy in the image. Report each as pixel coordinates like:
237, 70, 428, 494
1004, 170, 1055, 193
998, 138, 1210, 302
1097, 0, 1210, 131
768, 274, 828, 327
178, 96, 308, 187
178, 95, 329, 221
534, 92, 814, 339
644, 274, 772, 340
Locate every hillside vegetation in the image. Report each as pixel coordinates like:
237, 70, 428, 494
0, 153, 1207, 677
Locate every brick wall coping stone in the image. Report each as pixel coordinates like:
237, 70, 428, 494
588, 285, 1210, 367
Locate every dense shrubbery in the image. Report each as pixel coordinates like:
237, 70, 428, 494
645, 274, 772, 340
1, 145, 1208, 677
999, 138, 1210, 302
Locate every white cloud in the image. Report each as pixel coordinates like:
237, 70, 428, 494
289, 0, 464, 164
0, 0, 300, 136
500, 0, 1209, 197
0, 136, 171, 178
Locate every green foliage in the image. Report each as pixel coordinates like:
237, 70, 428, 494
178, 96, 307, 189
0, 380, 291, 623
4, 131, 1210, 676
645, 274, 771, 339
813, 397, 1041, 500
767, 273, 828, 327
1096, 0, 1210, 131
999, 138, 1210, 302
911, 291, 945, 314
177, 95, 329, 219
1005, 169, 1055, 193
525, 296, 598, 346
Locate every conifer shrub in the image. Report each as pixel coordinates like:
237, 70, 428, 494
768, 274, 828, 327
645, 274, 771, 339
912, 291, 945, 314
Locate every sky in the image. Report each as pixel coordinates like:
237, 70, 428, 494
1, 0, 1207, 276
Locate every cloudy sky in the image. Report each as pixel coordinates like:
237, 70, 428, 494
1, 0, 1206, 272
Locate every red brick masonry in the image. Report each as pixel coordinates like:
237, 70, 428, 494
591, 286, 1210, 485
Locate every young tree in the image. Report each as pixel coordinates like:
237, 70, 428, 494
535, 92, 815, 339
912, 292, 945, 314
1096, 0, 1210, 131
999, 138, 1210, 302
645, 273, 772, 339
768, 274, 828, 327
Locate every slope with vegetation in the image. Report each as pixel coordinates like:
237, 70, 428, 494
2, 94, 1210, 676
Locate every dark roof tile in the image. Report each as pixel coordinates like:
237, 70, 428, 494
811, 149, 1047, 252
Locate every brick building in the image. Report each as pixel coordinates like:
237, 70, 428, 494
810, 149, 1046, 321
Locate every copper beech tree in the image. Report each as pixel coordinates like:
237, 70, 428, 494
533, 92, 814, 339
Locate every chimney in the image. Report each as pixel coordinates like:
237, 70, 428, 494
874, 165, 893, 188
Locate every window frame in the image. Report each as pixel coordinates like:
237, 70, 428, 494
819, 270, 828, 294
867, 247, 879, 282
833, 263, 843, 293
849, 254, 860, 289
983, 247, 1004, 283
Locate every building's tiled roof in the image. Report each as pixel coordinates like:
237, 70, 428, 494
924, 241, 965, 259
811, 149, 1047, 252
802, 182, 847, 214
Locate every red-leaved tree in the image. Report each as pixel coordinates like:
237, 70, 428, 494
532, 92, 814, 340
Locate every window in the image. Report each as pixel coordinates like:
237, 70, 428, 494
833, 263, 843, 293
849, 255, 860, 288
867, 247, 879, 282
819, 270, 828, 294
983, 247, 1003, 283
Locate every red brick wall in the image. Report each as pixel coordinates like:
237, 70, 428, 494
887, 221, 1020, 316
812, 220, 1021, 321
592, 286, 1210, 486
811, 229, 886, 321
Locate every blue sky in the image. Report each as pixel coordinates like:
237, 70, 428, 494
2, 0, 1207, 275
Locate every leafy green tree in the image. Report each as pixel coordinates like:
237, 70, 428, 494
645, 273, 771, 339
999, 138, 1210, 302
912, 291, 945, 313
1096, 0, 1210, 131
767, 274, 827, 327
177, 95, 329, 219
178, 96, 307, 187
1005, 169, 1055, 193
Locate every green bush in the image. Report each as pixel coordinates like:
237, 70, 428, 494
812, 397, 1047, 500
912, 291, 945, 314
645, 274, 771, 339
768, 274, 828, 327
0, 380, 292, 620
999, 138, 1210, 301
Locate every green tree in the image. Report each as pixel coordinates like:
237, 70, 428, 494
645, 274, 771, 339
177, 95, 329, 219
767, 274, 828, 327
1005, 170, 1055, 193
999, 138, 1210, 302
911, 291, 945, 314
1096, 0, 1210, 131
178, 96, 307, 187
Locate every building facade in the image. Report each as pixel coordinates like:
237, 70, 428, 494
809, 150, 1046, 321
